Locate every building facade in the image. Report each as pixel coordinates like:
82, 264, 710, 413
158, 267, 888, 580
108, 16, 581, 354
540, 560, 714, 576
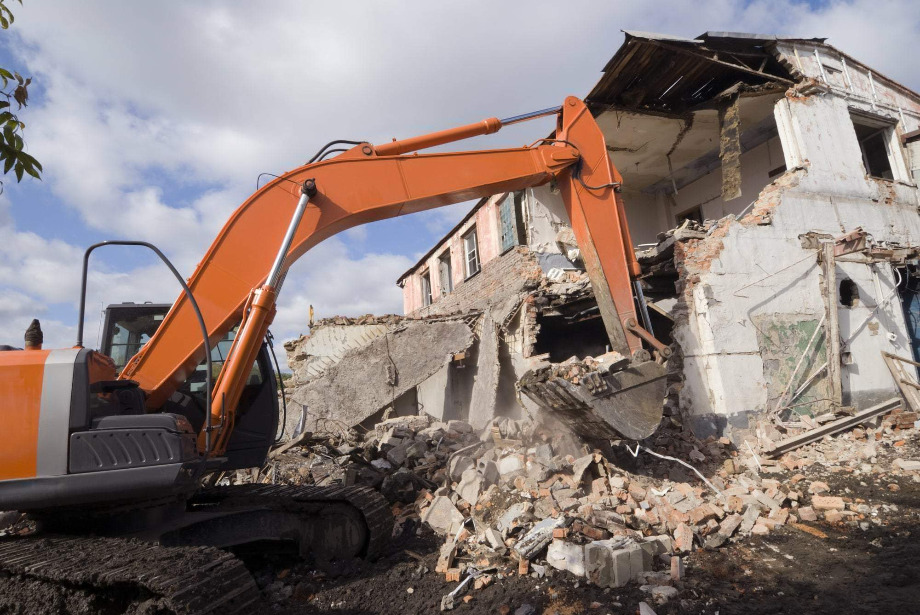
395, 32, 920, 442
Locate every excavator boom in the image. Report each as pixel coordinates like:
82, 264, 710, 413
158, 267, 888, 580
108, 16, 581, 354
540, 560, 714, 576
119, 97, 651, 451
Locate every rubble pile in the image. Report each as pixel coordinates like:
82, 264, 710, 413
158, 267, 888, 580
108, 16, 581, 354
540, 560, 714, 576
240, 402, 920, 609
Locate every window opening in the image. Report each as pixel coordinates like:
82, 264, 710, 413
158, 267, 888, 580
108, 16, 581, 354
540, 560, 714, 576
421, 270, 433, 307
676, 205, 703, 226
851, 114, 895, 180
438, 251, 453, 295
839, 278, 860, 307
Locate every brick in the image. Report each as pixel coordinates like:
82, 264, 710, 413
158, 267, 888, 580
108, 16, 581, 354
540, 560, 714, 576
812, 495, 845, 511
798, 506, 818, 522
673, 523, 694, 553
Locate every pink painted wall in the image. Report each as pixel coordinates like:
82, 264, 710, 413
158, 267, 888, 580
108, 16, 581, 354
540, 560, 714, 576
401, 193, 506, 314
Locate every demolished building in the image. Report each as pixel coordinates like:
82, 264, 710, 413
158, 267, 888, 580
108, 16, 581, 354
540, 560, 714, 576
287, 31, 920, 445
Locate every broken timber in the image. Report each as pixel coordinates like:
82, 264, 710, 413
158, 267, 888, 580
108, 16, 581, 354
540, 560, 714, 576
883, 351, 920, 414
765, 397, 900, 457
821, 242, 843, 407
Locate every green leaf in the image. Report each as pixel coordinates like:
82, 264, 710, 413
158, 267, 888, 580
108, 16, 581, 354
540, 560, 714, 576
3, 155, 13, 174
23, 164, 38, 179
0, 101, 8, 109
13, 163, 22, 182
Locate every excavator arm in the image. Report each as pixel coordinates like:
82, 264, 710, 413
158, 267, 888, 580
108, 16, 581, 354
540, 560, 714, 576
118, 96, 654, 455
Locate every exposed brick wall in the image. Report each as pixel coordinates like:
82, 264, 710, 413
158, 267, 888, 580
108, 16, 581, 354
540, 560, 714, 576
410, 247, 544, 317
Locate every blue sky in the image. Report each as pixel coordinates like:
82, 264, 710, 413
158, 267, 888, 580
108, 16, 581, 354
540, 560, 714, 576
0, 0, 917, 361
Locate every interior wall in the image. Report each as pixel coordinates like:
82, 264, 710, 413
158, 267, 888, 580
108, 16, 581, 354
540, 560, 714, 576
667, 136, 785, 224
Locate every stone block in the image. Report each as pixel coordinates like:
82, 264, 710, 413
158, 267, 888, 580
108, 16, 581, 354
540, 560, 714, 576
627, 543, 648, 580
479, 460, 500, 485
611, 547, 632, 588
497, 455, 525, 477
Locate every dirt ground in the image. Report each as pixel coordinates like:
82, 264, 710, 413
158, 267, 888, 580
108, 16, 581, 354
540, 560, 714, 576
246, 441, 920, 615
3, 440, 920, 615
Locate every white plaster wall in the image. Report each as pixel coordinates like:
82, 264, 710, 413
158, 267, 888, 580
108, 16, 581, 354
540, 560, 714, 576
678, 84, 920, 432
621, 190, 666, 247
774, 42, 920, 128
837, 260, 912, 407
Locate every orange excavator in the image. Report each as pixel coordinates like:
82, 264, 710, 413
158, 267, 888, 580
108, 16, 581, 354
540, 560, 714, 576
0, 97, 667, 613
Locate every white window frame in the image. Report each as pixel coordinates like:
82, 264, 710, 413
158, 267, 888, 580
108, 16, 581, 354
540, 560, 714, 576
463, 227, 480, 279
849, 109, 909, 182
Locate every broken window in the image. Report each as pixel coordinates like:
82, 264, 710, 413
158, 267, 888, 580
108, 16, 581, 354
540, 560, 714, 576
438, 251, 453, 295
850, 112, 897, 180
463, 227, 480, 278
421, 270, 432, 307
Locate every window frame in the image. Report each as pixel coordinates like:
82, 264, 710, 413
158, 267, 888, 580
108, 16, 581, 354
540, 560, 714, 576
849, 109, 907, 182
463, 227, 481, 279
420, 269, 433, 307
438, 250, 453, 295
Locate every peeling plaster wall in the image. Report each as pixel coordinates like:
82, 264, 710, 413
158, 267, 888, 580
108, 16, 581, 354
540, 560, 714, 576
674, 74, 920, 438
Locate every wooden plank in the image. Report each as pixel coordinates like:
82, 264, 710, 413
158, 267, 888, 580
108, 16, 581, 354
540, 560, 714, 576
883, 351, 920, 413
766, 397, 901, 457
821, 242, 843, 406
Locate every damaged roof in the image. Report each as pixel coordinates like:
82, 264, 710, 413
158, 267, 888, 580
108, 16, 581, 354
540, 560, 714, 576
586, 31, 820, 115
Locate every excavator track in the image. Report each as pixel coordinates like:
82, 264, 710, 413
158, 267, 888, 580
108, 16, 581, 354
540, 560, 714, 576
185, 483, 394, 560
0, 484, 392, 614
0, 535, 261, 614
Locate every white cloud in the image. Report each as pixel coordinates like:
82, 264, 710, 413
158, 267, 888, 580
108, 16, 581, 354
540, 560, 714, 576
0, 0, 916, 361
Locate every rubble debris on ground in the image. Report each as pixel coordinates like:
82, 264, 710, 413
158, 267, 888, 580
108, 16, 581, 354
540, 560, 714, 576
225, 396, 920, 609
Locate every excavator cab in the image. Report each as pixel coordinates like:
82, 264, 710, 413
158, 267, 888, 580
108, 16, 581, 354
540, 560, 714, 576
99, 302, 280, 471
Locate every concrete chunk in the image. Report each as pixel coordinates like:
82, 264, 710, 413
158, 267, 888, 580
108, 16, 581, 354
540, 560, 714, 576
423, 496, 464, 535
546, 539, 586, 576
497, 502, 532, 534
456, 469, 484, 505
448, 455, 474, 482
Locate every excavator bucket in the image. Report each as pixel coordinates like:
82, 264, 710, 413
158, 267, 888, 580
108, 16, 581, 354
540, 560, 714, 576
519, 357, 667, 441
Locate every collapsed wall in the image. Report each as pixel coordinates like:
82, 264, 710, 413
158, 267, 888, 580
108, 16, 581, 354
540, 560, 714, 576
285, 318, 475, 433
